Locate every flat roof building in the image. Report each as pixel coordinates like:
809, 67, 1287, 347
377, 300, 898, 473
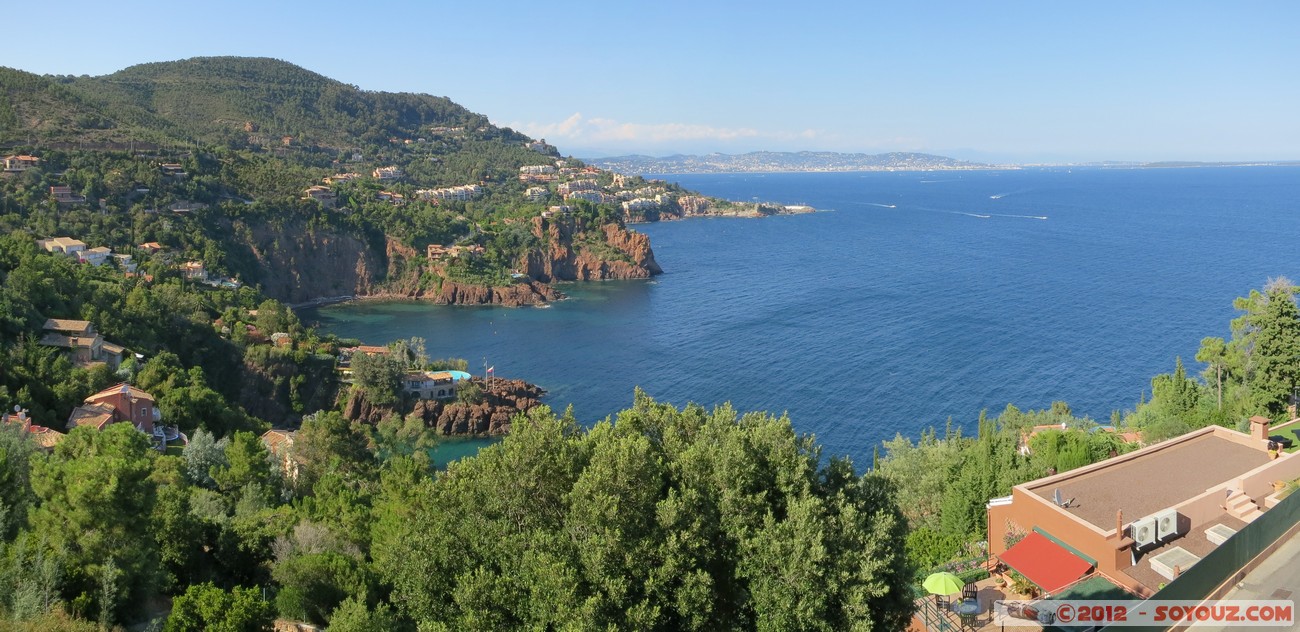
987, 419, 1300, 598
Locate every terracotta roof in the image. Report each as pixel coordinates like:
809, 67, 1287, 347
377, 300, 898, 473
85, 382, 155, 404
43, 318, 94, 334
260, 429, 295, 454
68, 402, 117, 430
101, 341, 126, 355
27, 425, 66, 449
999, 531, 1094, 594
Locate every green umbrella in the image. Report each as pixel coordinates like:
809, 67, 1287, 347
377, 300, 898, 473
923, 571, 964, 596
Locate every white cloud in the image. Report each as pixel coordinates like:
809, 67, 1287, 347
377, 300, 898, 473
512, 113, 820, 147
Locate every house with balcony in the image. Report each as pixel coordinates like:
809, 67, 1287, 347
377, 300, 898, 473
3, 155, 41, 172
986, 417, 1300, 599
373, 166, 404, 180
402, 370, 466, 400
67, 383, 162, 435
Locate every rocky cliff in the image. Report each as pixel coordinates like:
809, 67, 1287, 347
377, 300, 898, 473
243, 216, 658, 307
342, 377, 545, 436
520, 217, 662, 282
240, 220, 386, 304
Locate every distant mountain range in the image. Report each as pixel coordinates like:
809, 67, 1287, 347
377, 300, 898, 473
586, 151, 992, 175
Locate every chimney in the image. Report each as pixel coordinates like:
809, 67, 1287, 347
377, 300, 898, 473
1250, 416, 1271, 442
1116, 510, 1123, 536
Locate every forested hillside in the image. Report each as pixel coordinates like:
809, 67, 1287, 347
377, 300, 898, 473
0, 57, 679, 306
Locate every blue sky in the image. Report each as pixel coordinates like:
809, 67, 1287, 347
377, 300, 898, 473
5, 1, 1297, 163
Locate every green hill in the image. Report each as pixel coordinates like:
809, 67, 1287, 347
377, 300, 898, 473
73, 56, 512, 149
0, 56, 674, 307
1, 57, 519, 150
0, 65, 176, 146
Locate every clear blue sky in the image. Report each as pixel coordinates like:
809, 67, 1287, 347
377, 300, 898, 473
5, 1, 1297, 163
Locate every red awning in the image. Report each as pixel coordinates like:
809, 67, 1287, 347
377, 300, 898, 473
999, 531, 1094, 595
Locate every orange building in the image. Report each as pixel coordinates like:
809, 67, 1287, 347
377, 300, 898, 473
987, 418, 1300, 598
67, 383, 160, 434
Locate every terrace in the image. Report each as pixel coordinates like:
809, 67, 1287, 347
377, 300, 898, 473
1026, 432, 1270, 530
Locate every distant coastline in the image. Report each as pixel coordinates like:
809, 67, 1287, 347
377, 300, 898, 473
588, 151, 1300, 175
589, 151, 994, 175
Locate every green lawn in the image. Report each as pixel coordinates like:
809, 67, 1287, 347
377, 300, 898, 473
1273, 422, 1300, 453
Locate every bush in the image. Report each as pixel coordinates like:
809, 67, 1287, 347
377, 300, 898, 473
456, 381, 484, 405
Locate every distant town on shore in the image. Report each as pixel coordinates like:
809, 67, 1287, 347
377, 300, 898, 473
587, 151, 1300, 175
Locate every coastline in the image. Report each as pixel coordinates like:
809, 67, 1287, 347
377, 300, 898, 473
300, 202, 813, 310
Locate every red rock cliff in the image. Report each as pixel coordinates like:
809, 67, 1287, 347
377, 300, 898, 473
520, 216, 661, 282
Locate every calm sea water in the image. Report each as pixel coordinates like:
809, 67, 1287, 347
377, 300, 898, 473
307, 167, 1300, 468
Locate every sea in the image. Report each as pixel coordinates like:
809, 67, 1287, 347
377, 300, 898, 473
304, 167, 1300, 469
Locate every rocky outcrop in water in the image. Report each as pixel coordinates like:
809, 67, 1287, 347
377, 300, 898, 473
343, 377, 544, 436
431, 279, 561, 306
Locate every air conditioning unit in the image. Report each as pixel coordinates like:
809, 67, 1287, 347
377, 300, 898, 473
1130, 516, 1158, 548
1154, 509, 1181, 541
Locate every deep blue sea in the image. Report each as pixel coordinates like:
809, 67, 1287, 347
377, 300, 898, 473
306, 167, 1300, 468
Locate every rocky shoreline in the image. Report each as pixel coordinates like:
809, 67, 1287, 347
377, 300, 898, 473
343, 377, 545, 437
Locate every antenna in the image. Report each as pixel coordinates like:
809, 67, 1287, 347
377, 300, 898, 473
1053, 489, 1064, 506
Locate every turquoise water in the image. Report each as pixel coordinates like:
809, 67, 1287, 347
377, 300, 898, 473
306, 167, 1300, 468
429, 436, 499, 468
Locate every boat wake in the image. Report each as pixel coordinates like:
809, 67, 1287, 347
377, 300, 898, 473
865, 202, 897, 208
990, 188, 1036, 200
914, 205, 1047, 221
988, 214, 1049, 220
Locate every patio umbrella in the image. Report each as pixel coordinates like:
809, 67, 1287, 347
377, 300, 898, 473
922, 571, 964, 596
